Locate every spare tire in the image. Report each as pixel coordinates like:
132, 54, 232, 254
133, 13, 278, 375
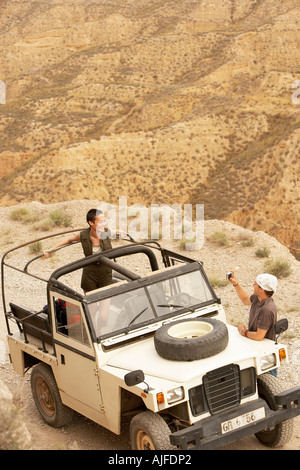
154, 318, 228, 361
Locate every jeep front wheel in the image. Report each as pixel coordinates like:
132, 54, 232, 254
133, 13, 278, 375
31, 363, 73, 428
255, 374, 294, 447
130, 411, 175, 450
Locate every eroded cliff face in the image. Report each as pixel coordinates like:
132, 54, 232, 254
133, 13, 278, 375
0, 0, 299, 254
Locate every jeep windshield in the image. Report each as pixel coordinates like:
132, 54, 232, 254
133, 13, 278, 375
85, 263, 218, 340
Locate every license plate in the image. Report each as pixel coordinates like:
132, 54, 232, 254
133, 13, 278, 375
221, 407, 265, 434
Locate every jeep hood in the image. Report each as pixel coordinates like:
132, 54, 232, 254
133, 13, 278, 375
104, 325, 276, 383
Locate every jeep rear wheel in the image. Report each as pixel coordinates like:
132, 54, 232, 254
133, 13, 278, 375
255, 374, 294, 447
130, 411, 175, 450
154, 318, 228, 361
31, 363, 73, 428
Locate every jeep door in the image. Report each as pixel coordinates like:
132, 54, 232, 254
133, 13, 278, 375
49, 293, 104, 416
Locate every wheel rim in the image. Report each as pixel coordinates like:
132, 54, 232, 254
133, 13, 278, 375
36, 376, 56, 417
136, 430, 155, 450
168, 321, 213, 339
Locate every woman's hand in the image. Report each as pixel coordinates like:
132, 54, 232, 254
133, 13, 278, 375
115, 229, 127, 239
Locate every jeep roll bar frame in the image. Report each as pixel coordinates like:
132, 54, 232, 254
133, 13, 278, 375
1, 229, 198, 335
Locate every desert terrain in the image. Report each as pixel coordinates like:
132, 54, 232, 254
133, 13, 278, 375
0, 0, 299, 256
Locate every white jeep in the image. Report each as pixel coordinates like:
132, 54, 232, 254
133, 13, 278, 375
2, 233, 300, 450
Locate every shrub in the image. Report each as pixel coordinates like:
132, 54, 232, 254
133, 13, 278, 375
28, 241, 42, 254
48, 209, 72, 227
209, 275, 228, 288
240, 236, 254, 247
264, 258, 292, 278
9, 207, 39, 224
33, 209, 72, 231
255, 247, 270, 258
33, 218, 54, 232
210, 231, 229, 247
9, 207, 28, 221
178, 237, 196, 250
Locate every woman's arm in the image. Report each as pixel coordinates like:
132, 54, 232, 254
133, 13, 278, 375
43, 233, 80, 257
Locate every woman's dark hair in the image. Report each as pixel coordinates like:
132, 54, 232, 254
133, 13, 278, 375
86, 209, 103, 225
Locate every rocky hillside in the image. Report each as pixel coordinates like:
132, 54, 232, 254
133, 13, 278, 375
0, 0, 299, 256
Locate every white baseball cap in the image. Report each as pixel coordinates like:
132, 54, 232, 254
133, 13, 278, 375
256, 273, 278, 293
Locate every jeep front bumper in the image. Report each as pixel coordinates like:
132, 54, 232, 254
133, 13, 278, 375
170, 385, 300, 450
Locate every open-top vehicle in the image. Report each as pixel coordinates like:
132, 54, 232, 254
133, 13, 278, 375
1, 231, 300, 450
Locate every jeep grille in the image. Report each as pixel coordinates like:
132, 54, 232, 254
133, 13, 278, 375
203, 364, 241, 415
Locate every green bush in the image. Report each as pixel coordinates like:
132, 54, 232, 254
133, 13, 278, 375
178, 237, 196, 250
255, 247, 270, 258
264, 258, 292, 278
33, 218, 54, 231
210, 231, 229, 247
48, 209, 72, 227
28, 241, 43, 254
33, 209, 72, 231
240, 237, 254, 247
9, 207, 39, 223
209, 275, 228, 288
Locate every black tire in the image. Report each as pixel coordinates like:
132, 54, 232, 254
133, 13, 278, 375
255, 374, 294, 447
31, 363, 73, 428
154, 318, 228, 361
130, 411, 175, 450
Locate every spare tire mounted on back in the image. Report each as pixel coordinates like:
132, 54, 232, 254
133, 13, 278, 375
154, 318, 228, 361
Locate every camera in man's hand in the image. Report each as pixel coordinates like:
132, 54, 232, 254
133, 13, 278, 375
226, 271, 233, 279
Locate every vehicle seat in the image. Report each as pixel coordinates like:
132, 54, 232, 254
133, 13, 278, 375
9, 302, 53, 346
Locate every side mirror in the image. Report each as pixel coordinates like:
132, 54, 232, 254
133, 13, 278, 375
124, 370, 153, 393
124, 370, 145, 387
274, 318, 288, 344
275, 318, 288, 335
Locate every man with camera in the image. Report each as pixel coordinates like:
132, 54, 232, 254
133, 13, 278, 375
228, 271, 278, 342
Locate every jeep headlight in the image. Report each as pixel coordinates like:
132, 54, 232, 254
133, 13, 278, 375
166, 386, 184, 404
260, 353, 276, 371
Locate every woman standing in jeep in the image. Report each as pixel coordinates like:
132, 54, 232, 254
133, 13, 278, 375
44, 208, 125, 293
